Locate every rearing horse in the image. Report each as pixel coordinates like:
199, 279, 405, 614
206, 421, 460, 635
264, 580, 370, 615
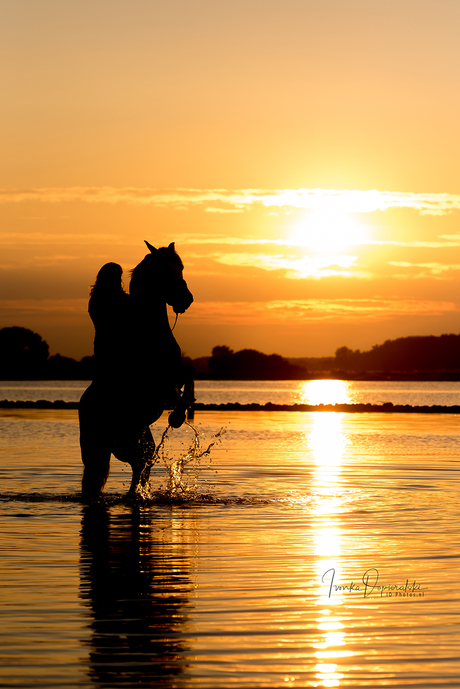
79, 241, 194, 499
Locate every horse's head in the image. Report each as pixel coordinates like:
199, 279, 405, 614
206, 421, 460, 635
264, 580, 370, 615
129, 241, 194, 315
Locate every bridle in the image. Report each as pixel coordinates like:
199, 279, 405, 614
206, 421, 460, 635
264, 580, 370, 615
171, 312, 179, 332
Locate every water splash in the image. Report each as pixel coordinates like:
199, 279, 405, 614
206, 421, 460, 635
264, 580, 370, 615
134, 422, 225, 502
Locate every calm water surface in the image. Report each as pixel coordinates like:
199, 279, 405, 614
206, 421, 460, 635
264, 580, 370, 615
2, 379, 460, 407
0, 406, 459, 687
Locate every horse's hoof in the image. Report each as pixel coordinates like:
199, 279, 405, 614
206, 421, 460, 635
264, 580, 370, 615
81, 491, 104, 505
168, 407, 186, 428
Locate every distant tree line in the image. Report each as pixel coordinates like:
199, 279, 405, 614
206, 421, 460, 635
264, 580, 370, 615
204, 346, 307, 380
1, 326, 460, 380
197, 335, 460, 379
0, 327, 94, 380
332, 334, 460, 373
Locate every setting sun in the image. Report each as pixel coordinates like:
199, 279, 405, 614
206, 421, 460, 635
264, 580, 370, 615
289, 210, 369, 254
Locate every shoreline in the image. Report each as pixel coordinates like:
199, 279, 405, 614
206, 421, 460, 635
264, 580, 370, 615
1, 399, 460, 414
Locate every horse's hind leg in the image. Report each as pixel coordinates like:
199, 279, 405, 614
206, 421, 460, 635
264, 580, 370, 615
79, 386, 111, 499
126, 427, 156, 495
81, 446, 111, 499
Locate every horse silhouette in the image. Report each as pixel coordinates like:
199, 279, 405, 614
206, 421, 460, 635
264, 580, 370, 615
79, 241, 194, 499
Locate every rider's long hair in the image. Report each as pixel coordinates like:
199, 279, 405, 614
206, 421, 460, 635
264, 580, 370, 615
89, 263, 126, 297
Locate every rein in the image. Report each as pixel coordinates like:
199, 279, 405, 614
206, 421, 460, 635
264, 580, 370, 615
171, 312, 179, 331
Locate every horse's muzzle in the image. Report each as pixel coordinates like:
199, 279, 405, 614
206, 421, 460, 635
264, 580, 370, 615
170, 281, 194, 315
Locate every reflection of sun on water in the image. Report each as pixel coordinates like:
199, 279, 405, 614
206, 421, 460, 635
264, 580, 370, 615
310, 412, 349, 504
300, 380, 350, 406
309, 413, 349, 467
310, 412, 353, 687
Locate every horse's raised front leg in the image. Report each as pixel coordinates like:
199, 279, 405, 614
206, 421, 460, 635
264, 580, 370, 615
111, 425, 156, 495
168, 364, 196, 428
135, 427, 155, 489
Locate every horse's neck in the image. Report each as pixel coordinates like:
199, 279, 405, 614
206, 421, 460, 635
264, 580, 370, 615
129, 297, 181, 382
131, 296, 174, 339
141, 299, 168, 323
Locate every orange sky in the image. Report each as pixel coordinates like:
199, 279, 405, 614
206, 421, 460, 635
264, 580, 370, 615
2, 0, 460, 359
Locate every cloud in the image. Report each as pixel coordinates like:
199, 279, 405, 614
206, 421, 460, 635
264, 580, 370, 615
3, 231, 460, 253
0, 298, 87, 318
175, 234, 291, 246
204, 207, 244, 213
210, 251, 366, 279
2, 296, 454, 325
183, 299, 457, 324
30, 255, 78, 266
1, 296, 456, 341
177, 233, 460, 250
388, 262, 460, 277
371, 239, 460, 248
0, 232, 124, 246
2, 186, 460, 215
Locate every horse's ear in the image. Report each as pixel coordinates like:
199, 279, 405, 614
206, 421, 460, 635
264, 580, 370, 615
168, 242, 175, 252
144, 240, 157, 253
